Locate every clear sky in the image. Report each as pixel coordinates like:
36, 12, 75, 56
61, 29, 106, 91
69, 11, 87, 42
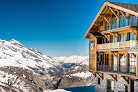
0, 0, 138, 57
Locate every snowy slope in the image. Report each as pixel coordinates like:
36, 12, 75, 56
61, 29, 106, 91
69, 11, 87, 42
57, 57, 93, 89
0, 39, 63, 76
53, 56, 88, 64
0, 66, 46, 92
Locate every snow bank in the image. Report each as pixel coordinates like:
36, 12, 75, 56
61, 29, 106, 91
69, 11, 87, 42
44, 89, 70, 92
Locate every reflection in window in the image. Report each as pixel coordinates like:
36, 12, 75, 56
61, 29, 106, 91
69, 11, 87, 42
118, 34, 126, 42
130, 33, 136, 40
120, 16, 126, 27
129, 16, 137, 26
112, 17, 117, 29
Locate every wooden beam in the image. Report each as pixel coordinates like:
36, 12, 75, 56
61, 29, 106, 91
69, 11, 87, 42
110, 74, 117, 81
94, 23, 103, 26
112, 52, 117, 58
104, 34, 110, 41
103, 22, 105, 31
109, 52, 112, 70
103, 17, 111, 24
109, 16, 112, 30
111, 33, 118, 41
109, 7, 118, 18
91, 72, 96, 77
100, 14, 111, 18
122, 76, 129, 84
126, 53, 129, 73
117, 10, 120, 28
117, 53, 119, 72
120, 11, 127, 19
97, 72, 103, 79
131, 30, 137, 38
132, 53, 136, 58
126, 13, 129, 26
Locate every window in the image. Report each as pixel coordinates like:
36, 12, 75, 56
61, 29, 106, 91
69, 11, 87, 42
129, 54, 136, 73
107, 80, 114, 91
129, 16, 137, 26
118, 34, 126, 42
125, 86, 128, 92
130, 33, 136, 40
129, 54, 136, 66
105, 21, 110, 30
127, 33, 130, 41
98, 78, 100, 84
120, 54, 126, 66
110, 36, 117, 43
120, 15, 126, 27
112, 17, 117, 29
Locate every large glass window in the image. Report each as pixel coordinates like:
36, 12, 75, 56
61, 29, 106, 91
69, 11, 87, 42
129, 54, 136, 73
120, 16, 126, 27
129, 16, 137, 26
104, 15, 137, 31
129, 54, 136, 66
112, 17, 117, 29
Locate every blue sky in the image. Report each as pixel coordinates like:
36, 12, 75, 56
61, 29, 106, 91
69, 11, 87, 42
0, 0, 138, 57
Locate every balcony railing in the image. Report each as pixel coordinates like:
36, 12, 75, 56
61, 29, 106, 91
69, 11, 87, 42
97, 65, 136, 75
97, 40, 137, 51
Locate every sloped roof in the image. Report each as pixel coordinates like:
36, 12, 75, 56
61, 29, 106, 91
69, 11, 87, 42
84, 1, 138, 38
109, 1, 138, 13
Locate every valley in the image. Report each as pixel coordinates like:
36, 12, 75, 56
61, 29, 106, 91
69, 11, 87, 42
0, 39, 91, 92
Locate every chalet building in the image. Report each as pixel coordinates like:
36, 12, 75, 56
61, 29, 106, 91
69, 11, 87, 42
84, 1, 138, 92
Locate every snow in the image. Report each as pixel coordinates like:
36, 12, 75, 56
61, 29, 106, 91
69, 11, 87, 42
44, 89, 70, 92
0, 70, 29, 92
74, 66, 79, 70
70, 71, 92, 78
53, 55, 88, 64
0, 39, 63, 75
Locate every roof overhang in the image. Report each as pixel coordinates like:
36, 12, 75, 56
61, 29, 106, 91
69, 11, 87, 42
83, 1, 138, 38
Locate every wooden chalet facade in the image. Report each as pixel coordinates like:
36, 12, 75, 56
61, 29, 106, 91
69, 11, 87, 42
84, 1, 138, 92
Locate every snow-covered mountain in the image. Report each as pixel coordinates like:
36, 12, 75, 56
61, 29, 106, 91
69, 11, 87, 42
53, 56, 88, 64
47, 57, 92, 89
58, 57, 93, 89
0, 39, 63, 76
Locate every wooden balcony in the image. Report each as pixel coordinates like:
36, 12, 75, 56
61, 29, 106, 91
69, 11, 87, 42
97, 40, 137, 51
97, 65, 136, 75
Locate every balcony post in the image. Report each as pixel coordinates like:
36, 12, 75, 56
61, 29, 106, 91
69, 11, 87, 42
109, 16, 112, 30
109, 52, 112, 71
117, 53, 120, 72
117, 10, 120, 28
126, 53, 129, 73
136, 53, 138, 76
103, 22, 105, 31
126, 13, 129, 26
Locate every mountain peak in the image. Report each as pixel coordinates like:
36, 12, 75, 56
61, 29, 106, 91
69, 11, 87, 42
9, 39, 23, 47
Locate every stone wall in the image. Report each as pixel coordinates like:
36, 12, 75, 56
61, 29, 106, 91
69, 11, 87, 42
93, 73, 138, 92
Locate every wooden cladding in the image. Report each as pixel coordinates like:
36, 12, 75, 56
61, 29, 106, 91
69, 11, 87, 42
89, 53, 97, 71
89, 38, 97, 71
